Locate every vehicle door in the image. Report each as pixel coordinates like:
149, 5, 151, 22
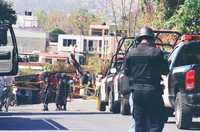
0, 24, 18, 75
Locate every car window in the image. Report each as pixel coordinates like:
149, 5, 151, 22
168, 46, 181, 69
176, 42, 200, 66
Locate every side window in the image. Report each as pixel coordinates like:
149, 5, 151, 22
168, 46, 181, 69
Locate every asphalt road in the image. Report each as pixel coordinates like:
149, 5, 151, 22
0, 99, 200, 132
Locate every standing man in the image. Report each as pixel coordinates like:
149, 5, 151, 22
42, 72, 52, 111
125, 27, 169, 132
55, 73, 69, 111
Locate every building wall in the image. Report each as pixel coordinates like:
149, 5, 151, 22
14, 28, 47, 52
16, 15, 38, 28
58, 34, 119, 61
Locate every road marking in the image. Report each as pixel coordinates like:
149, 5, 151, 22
42, 119, 60, 130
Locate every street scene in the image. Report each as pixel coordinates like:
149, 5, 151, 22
0, 0, 200, 132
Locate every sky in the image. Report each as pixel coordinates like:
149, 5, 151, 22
6, 0, 107, 14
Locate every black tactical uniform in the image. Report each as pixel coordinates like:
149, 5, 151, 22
42, 73, 52, 111
55, 73, 69, 111
125, 27, 169, 132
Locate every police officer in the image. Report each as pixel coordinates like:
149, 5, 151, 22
42, 72, 52, 111
55, 73, 69, 111
125, 27, 169, 132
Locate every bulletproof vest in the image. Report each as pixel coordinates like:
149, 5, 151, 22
127, 44, 163, 89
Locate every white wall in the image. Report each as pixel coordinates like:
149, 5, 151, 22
16, 15, 38, 28
58, 34, 114, 55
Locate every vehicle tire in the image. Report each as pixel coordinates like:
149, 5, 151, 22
97, 98, 106, 111
108, 91, 120, 113
96, 88, 106, 111
175, 93, 192, 129
120, 98, 131, 115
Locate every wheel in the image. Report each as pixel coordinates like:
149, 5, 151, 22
108, 91, 120, 114
97, 97, 106, 111
175, 93, 192, 129
120, 98, 131, 115
96, 88, 106, 111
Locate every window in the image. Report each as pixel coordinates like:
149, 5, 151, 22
104, 29, 108, 35
176, 43, 200, 66
63, 39, 76, 47
57, 59, 65, 63
168, 46, 181, 69
99, 40, 102, 51
91, 29, 102, 36
29, 55, 39, 62
83, 39, 87, 51
88, 40, 94, 51
45, 58, 52, 64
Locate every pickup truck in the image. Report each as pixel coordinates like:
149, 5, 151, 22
162, 34, 200, 129
98, 31, 181, 115
98, 38, 134, 114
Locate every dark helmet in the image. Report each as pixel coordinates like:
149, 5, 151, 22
136, 27, 155, 42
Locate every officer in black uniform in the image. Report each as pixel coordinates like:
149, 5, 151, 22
55, 73, 69, 111
125, 27, 169, 132
42, 72, 52, 111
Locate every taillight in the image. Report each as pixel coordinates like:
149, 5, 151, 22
185, 70, 196, 91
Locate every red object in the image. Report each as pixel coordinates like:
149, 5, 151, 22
181, 35, 200, 42
185, 69, 196, 91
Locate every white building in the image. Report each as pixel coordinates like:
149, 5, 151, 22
15, 12, 39, 28
58, 35, 118, 64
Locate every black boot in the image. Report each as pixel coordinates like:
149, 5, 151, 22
43, 104, 48, 111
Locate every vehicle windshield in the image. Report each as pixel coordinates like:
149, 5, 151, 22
178, 42, 200, 66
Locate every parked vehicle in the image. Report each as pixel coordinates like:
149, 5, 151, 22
162, 34, 200, 129
98, 37, 135, 114
0, 22, 18, 76
0, 21, 19, 110
98, 30, 181, 115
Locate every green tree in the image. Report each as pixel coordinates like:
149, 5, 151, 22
0, 0, 16, 24
82, 55, 101, 74
49, 28, 65, 42
169, 0, 200, 33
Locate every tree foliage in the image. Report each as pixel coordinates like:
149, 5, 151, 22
168, 0, 200, 33
35, 10, 48, 29
0, 0, 17, 24
36, 9, 101, 35
82, 55, 101, 74
67, 9, 101, 35
49, 28, 65, 42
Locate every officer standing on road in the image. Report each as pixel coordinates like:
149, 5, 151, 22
125, 27, 169, 132
42, 73, 52, 111
55, 73, 69, 111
